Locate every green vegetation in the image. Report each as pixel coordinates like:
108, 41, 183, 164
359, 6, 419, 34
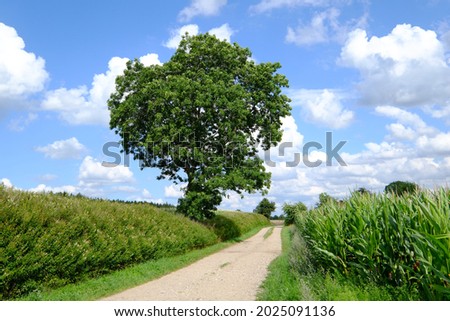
0, 185, 269, 300
254, 198, 276, 218
21, 227, 263, 301
385, 180, 419, 195
108, 33, 291, 220
258, 226, 302, 300
261, 188, 450, 301
315, 192, 337, 208
282, 202, 306, 225
207, 210, 269, 241
297, 189, 450, 300
258, 226, 399, 300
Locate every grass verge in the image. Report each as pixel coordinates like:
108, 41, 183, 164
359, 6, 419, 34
257, 226, 302, 300
21, 227, 264, 301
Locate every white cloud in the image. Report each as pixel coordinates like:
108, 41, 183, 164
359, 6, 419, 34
29, 184, 79, 194
35, 137, 87, 159
42, 55, 161, 126
416, 132, 450, 155
139, 53, 162, 67
250, 0, 330, 13
375, 105, 437, 138
164, 183, 186, 198
0, 23, 48, 99
262, 116, 304, 178
386, 123, 416, 141
220, 191, 261, 212
286, 8, 340, 45
178, 0, 227, 22
246, 105, 450, 209
286, 8, 367, 46
164, 24, 200, 49
79, 156, 134, 187
340, 24, 450, 108
290, 89, 354, 128
164, 24, 233, 50
1, 178, 13, 188
208, 23, 234, 42
129, 188, 164, 204
373, 106, 450, 156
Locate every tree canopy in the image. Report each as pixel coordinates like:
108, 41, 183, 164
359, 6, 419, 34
108, 33, 291, 220
385, 181, 419, 196
254, 198, 276, 219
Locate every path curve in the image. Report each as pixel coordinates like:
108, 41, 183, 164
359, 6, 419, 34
102, 226, 282, 301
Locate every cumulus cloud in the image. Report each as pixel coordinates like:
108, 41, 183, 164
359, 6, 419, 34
208, 23, 234, 42
245, 104, 450, 208
220, 191, 261, 211
164, 24, 200, 49
35, 137, 87, 159
164, 183, 186, 198
375, 106, 437, 138
290, 89, 354, 128
340, 24, 450, 108
164, 24, 234, 50
79, 156, 134, 187
0, 23, 48, 117
139, 53, 162, 67
178, 0, 227, 22
0, 23, 48, 99
416, 132, 450, 155
42, 55, 161, 126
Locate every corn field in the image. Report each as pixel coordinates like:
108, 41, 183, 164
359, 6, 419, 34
295, 189, 450, 300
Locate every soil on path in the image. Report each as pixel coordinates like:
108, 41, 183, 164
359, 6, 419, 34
102, 226, 282, 301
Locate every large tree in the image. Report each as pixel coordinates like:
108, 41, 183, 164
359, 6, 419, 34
108, 33, 291, 220
254, 198, 276, 219
385, 181, 419, 196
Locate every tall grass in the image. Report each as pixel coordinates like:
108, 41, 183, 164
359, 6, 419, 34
0, 185, 268, 300
295, 189, 450, 300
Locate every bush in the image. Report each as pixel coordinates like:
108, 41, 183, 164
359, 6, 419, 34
282, 202, 307, 225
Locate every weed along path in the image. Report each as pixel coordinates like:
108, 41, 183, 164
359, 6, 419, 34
102, 226, 282, 301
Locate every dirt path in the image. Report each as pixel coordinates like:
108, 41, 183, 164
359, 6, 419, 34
102, 226, 282, 301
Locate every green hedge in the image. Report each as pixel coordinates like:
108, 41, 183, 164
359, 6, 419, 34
207, 210, 270, 241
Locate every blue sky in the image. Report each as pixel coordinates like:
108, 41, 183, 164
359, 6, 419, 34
1, 0, 450, 212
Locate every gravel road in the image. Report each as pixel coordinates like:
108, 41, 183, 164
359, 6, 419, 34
102, 225, 282, 301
